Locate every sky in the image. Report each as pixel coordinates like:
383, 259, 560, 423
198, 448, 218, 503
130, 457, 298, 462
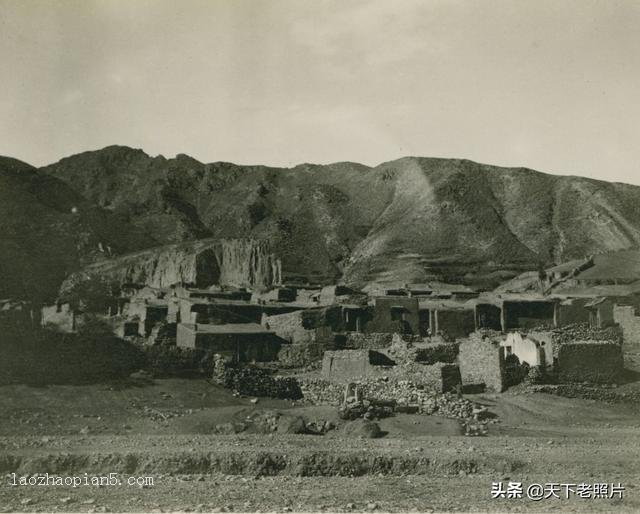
1, 0, 639, 185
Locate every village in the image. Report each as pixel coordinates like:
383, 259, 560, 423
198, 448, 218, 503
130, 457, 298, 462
26, 246, 639, 420
2, 243, 640, 511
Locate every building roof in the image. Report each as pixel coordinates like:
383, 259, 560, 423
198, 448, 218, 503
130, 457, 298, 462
471, 292, 556, 306
585, 297, 608, 308
418, 299, 475, 311
574, 250, 640, 281
550, 281, 640, 298
547, 258, 591, 275
191, 322, 273, 334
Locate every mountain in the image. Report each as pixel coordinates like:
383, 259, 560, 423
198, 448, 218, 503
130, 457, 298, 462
42, 146, 640, 289
5, 145, 640, 300
0, 155, 157, 301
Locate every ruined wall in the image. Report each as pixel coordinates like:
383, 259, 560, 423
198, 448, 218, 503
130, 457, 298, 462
320, 349, 460, 393
614, 306, 640, 350
556, 341, 623, 384
61, 238, 281, 294
262, 310, 315, 344
321, 350, 393, 381
502, 332, 546, 367
458, 332, 506, 392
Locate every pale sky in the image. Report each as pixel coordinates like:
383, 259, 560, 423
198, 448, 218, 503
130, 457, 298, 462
1, 0, 639, 185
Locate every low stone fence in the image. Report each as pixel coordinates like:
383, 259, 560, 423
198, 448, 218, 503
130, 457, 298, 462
212, 360, 303, 399
556, 341, 623, 384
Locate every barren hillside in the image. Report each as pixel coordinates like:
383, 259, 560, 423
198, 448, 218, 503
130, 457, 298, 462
41, 147, 640, 289
3, 146, 640, 300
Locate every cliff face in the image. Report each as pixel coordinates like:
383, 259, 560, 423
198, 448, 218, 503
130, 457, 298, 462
217, 239, 282, 290
61, 238, 281, 293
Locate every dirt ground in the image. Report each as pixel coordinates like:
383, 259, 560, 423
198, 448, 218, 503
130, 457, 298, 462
1, 378, 639, 512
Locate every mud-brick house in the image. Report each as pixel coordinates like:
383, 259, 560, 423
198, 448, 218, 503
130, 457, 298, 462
185, 287, 252, 302
473, 295, 558, 332
138, 302, 169, 337
421, 282, 479, 301
367, 297, 420, 335
179, 296, 302, 326
418, 300, 476, 339
251, 287, 297, 304
585, 297, 615, 329
176, 322, 282, 362
554, 298, 591, 326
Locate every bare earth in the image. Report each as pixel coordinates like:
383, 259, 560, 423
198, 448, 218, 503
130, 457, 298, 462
1, 378, 639, 513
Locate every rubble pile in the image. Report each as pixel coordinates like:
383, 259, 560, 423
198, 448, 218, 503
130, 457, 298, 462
385, 334, 422, 364
414, 341, 459, 364
223, 367, 303, 400
338, 399, 395, 421
298, 376, 476, 421
297, 377, 344, 405
215, 410, 336, 435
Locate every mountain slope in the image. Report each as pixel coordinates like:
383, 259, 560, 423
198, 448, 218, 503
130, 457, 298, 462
33, 146, 640, 290
0, 155, 157, 301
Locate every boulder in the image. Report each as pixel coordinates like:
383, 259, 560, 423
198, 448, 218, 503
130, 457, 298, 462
342, 419, 383, 439
277, 415, 307, 434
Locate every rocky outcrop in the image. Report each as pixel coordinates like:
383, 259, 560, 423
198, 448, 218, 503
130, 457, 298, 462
60, 238, 281, 293
218, 239, 282, 290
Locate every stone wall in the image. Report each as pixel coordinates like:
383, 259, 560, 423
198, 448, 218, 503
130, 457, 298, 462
342, 332, 394, 350
320, 349, 460, 393
277, 342, 329, 368
383, 362, 461, 393
556, 341, 623, 384
458, 332, 506, 392
414, 342, 459, 364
